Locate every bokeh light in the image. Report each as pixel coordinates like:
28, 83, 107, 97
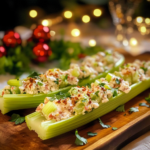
89, 39, 96, 47
29, 10, 37, 18
93, 9, 102, 17
136, 16, 143, 23
64, 11, 72, 19
130, 38, 138, 46
42, 20, 49, 26
82, 15, 90, 23
71, 29, 80, 37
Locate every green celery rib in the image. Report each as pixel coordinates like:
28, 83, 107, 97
7, 79, 20, 87
0, 54, 124, 114
25, 78, 150, 140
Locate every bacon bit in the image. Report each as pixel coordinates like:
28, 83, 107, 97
62, 99, 67, 105
36, 103, 44, 111
11, 87, 14, 90
82, 87, 86, 91
48, 114, 54, 119
29, 78, 35, 83
44, 97, 49, 104
2, 91, 4, 96
59, 111, 62, 114
29, 83, 32, 89
56, 100, 61, 104
77, 86, 80, 88
85, 106, 88, 111
89, 101, 92, 104
101, 87, 106, 91
78, 94, 81, 97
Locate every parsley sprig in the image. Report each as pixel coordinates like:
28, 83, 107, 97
116, 105, 125, 112
139, 103, 150, 108
115, 78, 120, 84
99, 118, 111, 128
54, 78, 59, 85
9, 113, 25, 125
28, 71, 41, 79
129, 107, 139, 113
75, 130, 87, 146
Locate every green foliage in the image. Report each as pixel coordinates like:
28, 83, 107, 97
116, 105, 125, 112
9, 113, 25, 125
98, 118, 111, 128
129, 107, 139, 113
75, 130, 87, 146
139, 103, 150, 108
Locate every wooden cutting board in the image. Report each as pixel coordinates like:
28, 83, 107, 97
0, 52, 150, 150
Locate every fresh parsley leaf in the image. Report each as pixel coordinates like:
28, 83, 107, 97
112, 127, 118, 131
9, 113, 25, 125
99, 83, 105, 87
113, 89, 118, 97
140, 67, 147, 74
95, 91, 99, 97
115, 78, 120, 84
10, 113, 20, 122
116, 105, 125, 112
129, 107, 139, 113
37, 82, 43, 86
8, 89, 12, 94
139, 103, 150, 108
75, 130, 87, 146
54, 78, 59, 84
15, 117, 25, 125
87, 132, 97, 136
82, 99, 87, 103
145, 95, 150, 103
28, 71, 41, 79
99, 118, 111, 128
65, 74, 68, 80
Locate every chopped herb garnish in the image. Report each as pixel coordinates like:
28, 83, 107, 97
115, 78, 120, 84
37, 82, 43, 86
129, 107, 139, 113
113, 90, 118, 97
140, 67, 147, 74
112, 127, 118, 131
98, 118, 111, 128
95, 91, 99, 97
145, 95, 150, 103
139, 103, 150, 108
8, 89, 12, 94
99, 83, 105, 87
28, 71, 41, 79
9, 113, 25, 125
116, 105, 125, 112
65, 74, 68, 80
87, 132, 97, 136
54, 78, 59, 85
82, 99, 87, 103
75, 130, 87, 146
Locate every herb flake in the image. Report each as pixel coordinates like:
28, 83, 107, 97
54, 78, 59, 85
112, 127, 118, 131
37, 82, 43, 86
87, 132, 97, 136
95, 91, 99, 97
99, 83, 105, 87
28, 71, 41, 79
75, 130, 87, 146
113, 89, 118, 97
99, 118, 111, 128
116, 105, 125, 112
9, 113, 25, 125
140, 67, 147, 74
115, 78, 120, 84
139, 103, 150, 108
129, 107, 139, 113
145, 95, 150, 103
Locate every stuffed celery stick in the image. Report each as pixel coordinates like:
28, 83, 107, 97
25, 60, 150, 140
0, 51, 124, 114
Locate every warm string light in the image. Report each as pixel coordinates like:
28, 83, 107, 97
42, 20, 49, 26
130, 38, 138, 46
71, 29, 80, 37
136, 16, 143, 24
89, 39, 96, 47
50, 31, 55, 36
64, 11, 72, 19
82, 15, 90, 23
122, 39, 128, 46
29, 10, 37, 18
93, 9, 102, 17
145, 18, 150, 24
139, 26, 147, 34
117, 34, 123, 41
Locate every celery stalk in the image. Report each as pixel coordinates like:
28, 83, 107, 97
7, 79, 21, 87
0, 55, 124, 114
25, 78, 150, 140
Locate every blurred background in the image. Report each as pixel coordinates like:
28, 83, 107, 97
0, 0, 150, 76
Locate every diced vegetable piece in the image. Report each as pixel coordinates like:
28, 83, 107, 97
105, 73, 114, 82
7, 79, 21, 87
25, 78, 150, 140
71, 69, 80, 77
42, 101, 57, 120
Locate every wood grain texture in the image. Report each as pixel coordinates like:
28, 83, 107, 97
0, 52, 150, 150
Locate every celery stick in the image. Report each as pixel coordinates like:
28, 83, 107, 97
25, 78, 150, 140
0, 55, 124, 114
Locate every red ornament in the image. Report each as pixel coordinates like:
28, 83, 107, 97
33, 43, 52, 62
2, 30, 21, 48
0, 46, 7, 57
32, 25, 51, 43
78, 53, 86, 59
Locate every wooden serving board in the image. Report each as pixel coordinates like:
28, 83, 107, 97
0, 52, 150, 150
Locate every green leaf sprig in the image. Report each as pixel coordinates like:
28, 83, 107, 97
9, 113, 25, 125
87, 132, 97, 136
129, 107, 139, 113
75, 130, 87, 146
139, 103, 150, 108
116, 105, 125, 112
99, 118, 111, 128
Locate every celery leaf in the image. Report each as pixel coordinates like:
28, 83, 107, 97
99, 118, 111, 128
75, 130, 87, 146
116, 105, 125, 112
